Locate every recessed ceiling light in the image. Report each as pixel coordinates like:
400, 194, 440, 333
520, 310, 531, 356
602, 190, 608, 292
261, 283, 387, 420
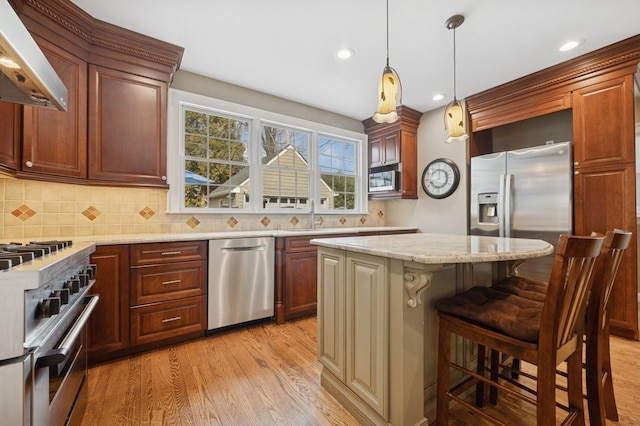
559, 40, 582, 52
335, 48, 354, 60
432, 93, 446, 101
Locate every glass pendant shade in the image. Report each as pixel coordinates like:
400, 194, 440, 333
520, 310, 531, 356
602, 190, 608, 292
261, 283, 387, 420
443, 14, 467, 143
444, 99, 468, 143
373, 67, 400, 123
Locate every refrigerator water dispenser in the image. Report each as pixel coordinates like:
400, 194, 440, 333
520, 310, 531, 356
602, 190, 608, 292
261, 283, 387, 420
478, 193, 499, 224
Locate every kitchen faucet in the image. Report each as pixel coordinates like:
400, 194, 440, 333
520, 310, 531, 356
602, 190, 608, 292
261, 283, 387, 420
310, 199, 320, 230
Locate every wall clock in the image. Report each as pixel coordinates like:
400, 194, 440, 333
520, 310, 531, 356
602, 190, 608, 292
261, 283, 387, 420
421, 158, 460, 199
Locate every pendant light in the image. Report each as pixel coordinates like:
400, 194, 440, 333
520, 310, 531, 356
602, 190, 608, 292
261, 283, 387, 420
444, 14, 468, 143
373, 0, 402, 124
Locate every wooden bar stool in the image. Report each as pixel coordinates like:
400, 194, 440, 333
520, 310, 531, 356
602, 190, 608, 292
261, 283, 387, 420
435, 234, 604, 425
491, 230, 631, 424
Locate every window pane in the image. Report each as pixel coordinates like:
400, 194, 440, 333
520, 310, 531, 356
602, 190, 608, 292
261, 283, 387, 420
181, 107, 251, 210
176, 103, 363, 213
261, 123, 311, 210
185, 135, 206, 158
185, 111, 207, 135
207, 164, 250, 209
318, 135, 359, 211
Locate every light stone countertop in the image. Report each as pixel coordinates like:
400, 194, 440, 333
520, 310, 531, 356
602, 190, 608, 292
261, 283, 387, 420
311, 232, 555, 264
63, 226, 417, 246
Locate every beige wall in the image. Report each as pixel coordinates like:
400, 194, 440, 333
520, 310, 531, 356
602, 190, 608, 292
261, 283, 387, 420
383, 106, 468, 234
172, 70, 364, 132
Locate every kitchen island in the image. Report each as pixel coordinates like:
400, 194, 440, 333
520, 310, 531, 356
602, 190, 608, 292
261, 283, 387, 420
310, 233, 554, 425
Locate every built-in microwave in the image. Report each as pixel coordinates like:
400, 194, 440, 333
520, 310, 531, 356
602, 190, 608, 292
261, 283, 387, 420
369, 170, 397, 192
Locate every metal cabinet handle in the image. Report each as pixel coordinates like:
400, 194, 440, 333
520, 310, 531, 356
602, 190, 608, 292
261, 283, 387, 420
221, 245, 265, 253
162, 316, 182, 323
25, 160, 33, 168
161, 175, 167, 181
162, 279, 181, 285
35, 295, 100, 368
161, 251, 182, 256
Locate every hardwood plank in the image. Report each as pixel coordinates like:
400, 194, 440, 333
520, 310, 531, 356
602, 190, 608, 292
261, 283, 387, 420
82, 316, 640, 425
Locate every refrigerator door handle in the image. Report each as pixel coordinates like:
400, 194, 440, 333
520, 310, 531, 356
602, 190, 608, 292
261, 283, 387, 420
498, 174, 506, 237
504, 174, 513, 238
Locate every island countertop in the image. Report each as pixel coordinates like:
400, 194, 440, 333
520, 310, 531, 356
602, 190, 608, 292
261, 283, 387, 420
311, 232, 555, 264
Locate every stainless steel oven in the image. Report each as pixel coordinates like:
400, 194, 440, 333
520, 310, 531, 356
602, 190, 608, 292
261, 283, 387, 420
32, 294, 98, 425
0, 241, 97, 425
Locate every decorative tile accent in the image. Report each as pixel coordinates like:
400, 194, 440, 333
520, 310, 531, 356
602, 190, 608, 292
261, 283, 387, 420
11, 204, 37, 222
290, 216, 299, 226
360, 216, 367, 224
186, 216, 200, 229
82, 205, 102, 221
138, 206, 156, 220
339, 216, 347, 225
260, 216, 271, 227
227, 216, 238, 228
377, 210, 384, 218
315, 216, 324, 226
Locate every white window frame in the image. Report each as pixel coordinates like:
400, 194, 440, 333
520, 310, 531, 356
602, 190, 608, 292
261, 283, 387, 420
167, 88, 368, 214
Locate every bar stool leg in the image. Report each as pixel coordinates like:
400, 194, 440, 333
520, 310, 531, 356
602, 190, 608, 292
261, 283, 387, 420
587, 318, 618, 424
476, 344, 486, 407
436, 321, 452, 425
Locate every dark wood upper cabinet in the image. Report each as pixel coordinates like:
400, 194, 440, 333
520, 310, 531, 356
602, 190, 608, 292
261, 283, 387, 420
88, 65, 167, 186
20, 39, 88, 179
363, 106, 421, 200
6, 0, 183, 188
0, 101, 21, 172
572, 74, 635, 168
369, 132, 400, 168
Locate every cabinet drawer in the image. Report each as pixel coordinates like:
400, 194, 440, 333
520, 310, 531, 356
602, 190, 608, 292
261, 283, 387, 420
130, 260, 206, 305
130, 241, 207, 265
130, 295, 206, 346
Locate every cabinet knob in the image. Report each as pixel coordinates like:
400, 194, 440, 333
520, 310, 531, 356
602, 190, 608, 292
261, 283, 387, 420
161, 175, 167, 181
25, 160, 33, 168
574, 161, 579, 166
574, 171, 580, 175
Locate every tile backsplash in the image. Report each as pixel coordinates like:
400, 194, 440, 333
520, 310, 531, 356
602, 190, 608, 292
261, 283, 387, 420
0, 178, 386, 240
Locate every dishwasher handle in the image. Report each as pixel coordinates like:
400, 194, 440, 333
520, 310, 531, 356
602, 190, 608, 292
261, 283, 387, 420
220, 245, 266, 253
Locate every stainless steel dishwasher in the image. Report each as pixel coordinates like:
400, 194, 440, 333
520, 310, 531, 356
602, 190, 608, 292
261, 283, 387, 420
208, 237, 274, 331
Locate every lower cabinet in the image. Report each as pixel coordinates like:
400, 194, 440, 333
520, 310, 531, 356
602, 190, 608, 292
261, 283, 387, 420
318, 248, 389, 420
129, 241, 207, 351
87, 241, 207, 364
317, 247, 471, 424
130, 296, 206, 347
87, 245, 130, 365
574, 162, 639, 339
275, 229, 416, 324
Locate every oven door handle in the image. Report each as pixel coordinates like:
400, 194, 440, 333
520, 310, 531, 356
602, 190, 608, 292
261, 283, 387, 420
35, 295, 100, 369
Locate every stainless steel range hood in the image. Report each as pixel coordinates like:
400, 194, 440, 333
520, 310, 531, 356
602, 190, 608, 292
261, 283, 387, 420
0, 0, 67, 111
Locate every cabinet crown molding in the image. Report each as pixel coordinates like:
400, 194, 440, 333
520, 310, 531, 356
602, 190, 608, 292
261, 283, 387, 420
466, 33, 640, 114
10, 0, 184, 79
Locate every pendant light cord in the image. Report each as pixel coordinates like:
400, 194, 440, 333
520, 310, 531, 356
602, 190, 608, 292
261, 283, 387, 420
385, 0, 390, 68
452, 25, 457, 101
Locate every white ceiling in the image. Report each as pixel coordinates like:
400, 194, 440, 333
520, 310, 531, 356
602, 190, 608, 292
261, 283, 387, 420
70, 0, 640, 121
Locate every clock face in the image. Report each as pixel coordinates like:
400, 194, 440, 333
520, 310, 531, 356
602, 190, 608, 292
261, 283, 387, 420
422, 158, 460, 199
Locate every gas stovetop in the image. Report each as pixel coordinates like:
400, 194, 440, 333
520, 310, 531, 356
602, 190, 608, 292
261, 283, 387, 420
0, 240, 97, 360
0, 240, 74, 271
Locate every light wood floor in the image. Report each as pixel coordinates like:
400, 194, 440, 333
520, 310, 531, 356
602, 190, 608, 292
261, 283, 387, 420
81, 316, 640, 425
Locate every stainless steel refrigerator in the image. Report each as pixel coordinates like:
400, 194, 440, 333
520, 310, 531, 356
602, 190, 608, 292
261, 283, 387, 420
470, 141, 573, 281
